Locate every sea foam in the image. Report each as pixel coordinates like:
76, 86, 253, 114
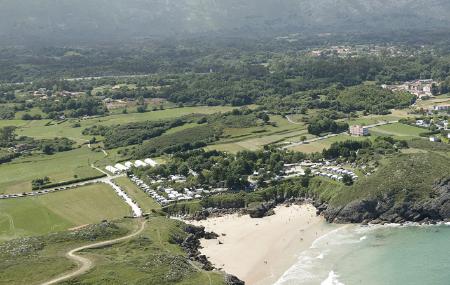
321, 271, 345, 285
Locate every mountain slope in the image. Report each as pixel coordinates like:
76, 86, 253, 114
1, 0, 450, 43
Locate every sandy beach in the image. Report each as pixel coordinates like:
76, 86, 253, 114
189, 204, 338, 285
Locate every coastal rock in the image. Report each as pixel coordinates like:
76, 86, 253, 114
204, 231, 219, 240
196, 254, 214, 270
193, 210, 210, 220
323, 177, 450, 223
323, 200, 378, 223
178, 224, 221, 271
247, 201, 276, 218
224, 274, 245, 285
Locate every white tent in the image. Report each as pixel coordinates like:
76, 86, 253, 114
144, 158, 158, 167
115, 163, 128, 171
134, 160, 147, 167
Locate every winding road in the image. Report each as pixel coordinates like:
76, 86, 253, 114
40, 219, 147, 285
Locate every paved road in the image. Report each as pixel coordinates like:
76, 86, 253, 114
105, 180, 143, 217
40, 219, 146, 285
282, 120, 398, 149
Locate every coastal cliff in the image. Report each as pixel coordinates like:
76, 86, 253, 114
316, 153, 450, 224
321, 177, 450, 223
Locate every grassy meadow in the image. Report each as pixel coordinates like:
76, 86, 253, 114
291, 134, 369, 153
207, 115, 308, 152
370, 122, 425, 138
0, 183, 131, 241
0, 106, 237, 143
0, 147, 105, 194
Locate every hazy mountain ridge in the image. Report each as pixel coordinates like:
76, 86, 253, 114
1, 0, 450, 44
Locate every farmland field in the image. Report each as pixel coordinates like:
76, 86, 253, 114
291, 134, 369, 153
0, 147, 105, 194
342, 114, 402, 126
0, 183, 130, 241
369, 123, 424, 138
10, 106, 238, 142
207, 115, 308, 152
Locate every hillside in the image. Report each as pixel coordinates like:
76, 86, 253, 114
0, 218, 230, 285
1, 0, 450, 44
322, 152, 450, 223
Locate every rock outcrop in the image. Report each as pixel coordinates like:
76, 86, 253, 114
180, 225, 218, 270
224, 274, 245, 285
322, 178, 450, 223
246, 201, 276, 218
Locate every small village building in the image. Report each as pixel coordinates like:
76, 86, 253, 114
105, 165, 120, 174
349, 125, 369, 136
433, 105, 450, 112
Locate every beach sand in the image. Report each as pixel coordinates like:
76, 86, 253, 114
189, 204, 337, 285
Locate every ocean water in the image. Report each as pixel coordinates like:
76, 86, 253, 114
274, 223, 450, 285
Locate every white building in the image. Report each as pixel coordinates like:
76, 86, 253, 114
105, 165, 120, 174
349, 125, 369, 136
429, 137, 441, 142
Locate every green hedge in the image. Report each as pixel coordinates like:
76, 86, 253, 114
32, 174, 107, 190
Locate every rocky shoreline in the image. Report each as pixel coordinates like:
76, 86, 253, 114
318, 177, 450, 224
177, 224, 245, 285
187, 177, 450, 225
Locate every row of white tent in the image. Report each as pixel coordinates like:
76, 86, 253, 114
320, 166, 358, 179
129, 174, 169, 205
105, 158, 158, 174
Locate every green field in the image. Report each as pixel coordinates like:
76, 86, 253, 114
207, 115, 308, 152
14, 107, 46, 120
291, 122, 425, 154
291, 134, 369, 153
2, 106, 237, 144
114, 177, 161, 213
342, 113, 402, 126
0, 183, 130, 241
370, 123, 424, 138
0, 147, 105, 194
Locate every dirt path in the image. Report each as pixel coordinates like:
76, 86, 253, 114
285, 115, 304, 125
40, 219, 146, 285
